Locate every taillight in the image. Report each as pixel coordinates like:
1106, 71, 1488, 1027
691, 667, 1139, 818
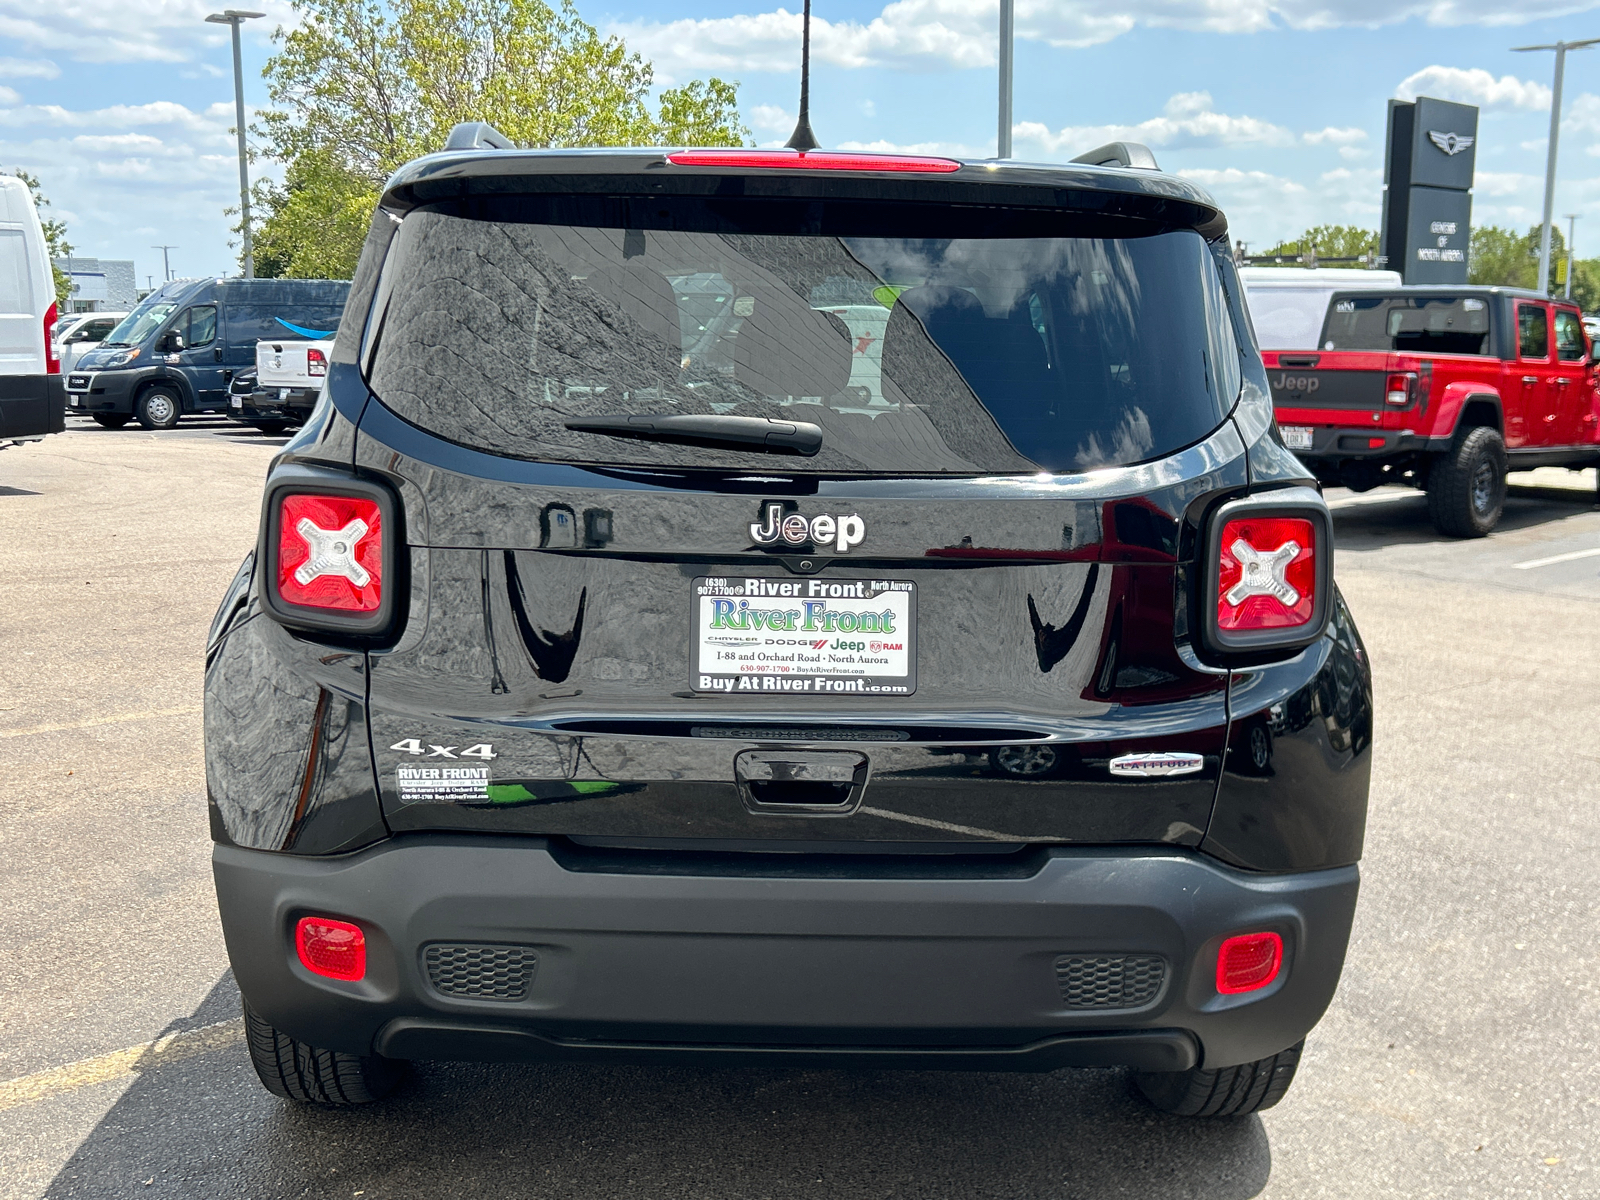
1201, 489, 1332, 659
260, 475, 398, 636
44, 302, 60, 374
295, 916, 366, 981
1216, 932, 1283, 995
1218, 516, 1316, 632
666, 149, 962, 173
1385, 372, 1415, 406
307, 347, 327, 377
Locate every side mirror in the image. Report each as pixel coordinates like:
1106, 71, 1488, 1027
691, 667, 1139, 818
1590, 342, 1600, 365
161, 331, 185, 352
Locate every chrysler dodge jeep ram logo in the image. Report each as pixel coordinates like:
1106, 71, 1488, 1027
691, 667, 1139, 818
1427, 130, 1473, 156
750, 502, 866, 553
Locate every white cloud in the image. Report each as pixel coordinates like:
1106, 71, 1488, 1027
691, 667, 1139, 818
0, 57, 59, 79
1303, 126, 1366, 145
1474, 170, 1541, 196
0, 0, 295, 65
835, 136, 989, 156
614, 1, 1581, 80
0, 84, 18, 106
748, 103, 794, 134
1014, 92, 1293, 158
1395, 66, 1551, 111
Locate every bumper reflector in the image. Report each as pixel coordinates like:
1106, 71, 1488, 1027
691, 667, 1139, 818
295, 916, 367, 981
1216, 931, 1283, 994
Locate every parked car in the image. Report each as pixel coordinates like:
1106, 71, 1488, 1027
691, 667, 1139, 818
56, 310, 131, 373
0, 172, 63, 445
63, 277, 348, 429
206, 132, 1371, 1118
249, 334, 331, 428
1268, 285, 1599, 535
1239, 266, 1402, 351
224, 369, 298, 435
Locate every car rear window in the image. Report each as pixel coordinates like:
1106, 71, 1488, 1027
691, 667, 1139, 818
365, 198, 1242, 474
1320, 293, 1490, 355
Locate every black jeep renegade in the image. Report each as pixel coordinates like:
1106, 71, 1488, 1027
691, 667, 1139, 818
205, 138, 1371, 1117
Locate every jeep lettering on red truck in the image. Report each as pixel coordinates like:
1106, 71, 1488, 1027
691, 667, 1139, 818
1266, 286, 1599, 536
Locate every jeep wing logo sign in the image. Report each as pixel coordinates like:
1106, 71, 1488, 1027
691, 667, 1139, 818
1428, 130, 1474, 156
751, 502, 866, 553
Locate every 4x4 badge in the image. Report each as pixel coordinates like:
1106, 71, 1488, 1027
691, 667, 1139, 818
750, 502, 866, 553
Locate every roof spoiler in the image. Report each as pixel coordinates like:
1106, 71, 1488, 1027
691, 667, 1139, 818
444, 122, 514, 151
1069, 141, 1160, 171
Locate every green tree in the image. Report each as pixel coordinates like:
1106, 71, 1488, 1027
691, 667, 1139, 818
1468, 224, 1569, 291
11, 169, 73, 306
1256, 224, 1379, 264
252, 0, 749, 278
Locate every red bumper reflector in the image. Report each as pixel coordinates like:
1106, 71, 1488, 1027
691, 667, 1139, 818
1216, 516, 1317, 632
1217, 932, 1283, 994
1368, 436, 1385, 449
276, 493, 383, 612
295, 916, 366, 981
667, 149, 962, 173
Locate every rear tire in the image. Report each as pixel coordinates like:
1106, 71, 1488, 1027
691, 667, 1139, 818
1133, 1039, 1303, 1117
91, 413, 131, 429
1427, 426, 1506, 537
243, 1000, 406, 1105
135, 386, 182, 431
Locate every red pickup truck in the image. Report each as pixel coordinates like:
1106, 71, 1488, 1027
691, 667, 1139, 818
1265, 286, 1599, 535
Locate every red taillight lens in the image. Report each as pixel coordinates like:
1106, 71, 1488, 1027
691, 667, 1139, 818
1217, 932, 1283, 994
307, 347, 327, 377
276, 493, 383, 612
1217, 516, 1316, 631
44, 302, 60, 374
1384, 372, 1413, 406
667, 149, 962, 173
295, 916, 366, 981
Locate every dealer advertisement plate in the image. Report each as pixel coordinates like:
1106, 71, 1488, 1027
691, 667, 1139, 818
692, 576, 916, 695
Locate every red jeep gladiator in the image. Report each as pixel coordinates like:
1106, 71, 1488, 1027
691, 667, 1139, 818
1265, 286, 1599, 535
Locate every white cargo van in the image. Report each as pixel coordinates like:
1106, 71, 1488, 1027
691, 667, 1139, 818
0, 172, 62, 443
1240, 267, 1402, 351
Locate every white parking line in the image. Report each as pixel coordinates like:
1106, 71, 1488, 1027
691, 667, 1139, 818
1512, 547, 1600, 570
1326, 490, 1425, 510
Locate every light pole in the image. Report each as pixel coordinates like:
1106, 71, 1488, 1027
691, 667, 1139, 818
1566, 213, 1581, 298
206, 9, 265, 277
151, 245, 177, 283
997, 0, 1014, 159
1513, 38, 1600, 295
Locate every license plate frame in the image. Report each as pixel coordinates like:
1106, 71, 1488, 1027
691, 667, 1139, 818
691, 576, 916, 696
1280, 425, 1314, 451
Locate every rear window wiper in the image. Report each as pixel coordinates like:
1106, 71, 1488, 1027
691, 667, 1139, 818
564, 414, 822, 457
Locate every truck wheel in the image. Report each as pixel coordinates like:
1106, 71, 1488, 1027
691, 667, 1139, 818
243, 1000, 406, 1105
1133, 1039, 1303, 1117
1426, 426, 1506, 538
91, 413, 131, 429
135, 386, 182, 431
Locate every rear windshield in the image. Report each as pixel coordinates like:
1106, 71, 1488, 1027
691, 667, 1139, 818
366, 200, 1241, 474
1320, 293, 1491, 355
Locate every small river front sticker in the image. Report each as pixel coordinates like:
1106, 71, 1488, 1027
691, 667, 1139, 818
396, 764, 490, 804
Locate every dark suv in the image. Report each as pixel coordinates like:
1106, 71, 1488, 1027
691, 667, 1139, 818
206, 135, 1371, 1117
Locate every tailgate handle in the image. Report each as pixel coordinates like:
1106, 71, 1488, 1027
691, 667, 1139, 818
1279, 355, 1319, 367
735, 749, 869, 816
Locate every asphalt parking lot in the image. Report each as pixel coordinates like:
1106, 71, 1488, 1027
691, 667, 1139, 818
2, 418, 1597, 1199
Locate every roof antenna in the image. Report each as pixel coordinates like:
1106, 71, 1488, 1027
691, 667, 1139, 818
785, 0, 819, 151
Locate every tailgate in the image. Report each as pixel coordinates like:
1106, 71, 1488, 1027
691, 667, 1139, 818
1264, 352, 1392, 414
256, 340, 313, 389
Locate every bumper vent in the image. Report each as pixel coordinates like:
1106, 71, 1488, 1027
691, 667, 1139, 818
1054, 954, 1166, 1010
423, 943, 538, 1001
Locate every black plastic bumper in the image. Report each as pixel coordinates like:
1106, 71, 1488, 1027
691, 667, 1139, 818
0, 373, 63, 439
214, 836, 1359, 1072
63, 367, 139, 413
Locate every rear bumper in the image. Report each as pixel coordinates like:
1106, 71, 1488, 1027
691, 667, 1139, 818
0, 373, 63, 440
215, 836, 1359, 1072
1274, 422, 1444, 459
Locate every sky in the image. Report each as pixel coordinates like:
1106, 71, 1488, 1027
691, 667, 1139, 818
2, 0, 1599, 288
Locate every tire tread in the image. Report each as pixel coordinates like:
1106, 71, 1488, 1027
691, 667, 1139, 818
1427, 425, 1505, 538
243, 1001, 403, 1105
1134, 1039, 1303, 1117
